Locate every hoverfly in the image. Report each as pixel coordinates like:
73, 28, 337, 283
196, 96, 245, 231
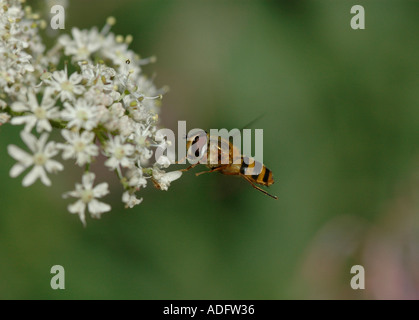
181, 131, 278, 199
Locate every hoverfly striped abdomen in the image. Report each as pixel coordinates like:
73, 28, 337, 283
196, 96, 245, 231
240, 156, 274, 187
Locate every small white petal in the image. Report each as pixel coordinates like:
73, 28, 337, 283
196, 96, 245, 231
82, 172, 95, 189
104, 157, 119, 169
156, 155, 172, 168
122, 192, 143, 209
20, 131, 38, 153
52, 70, 67, 83
61, 129, 73, 142
27, 92, 39, 108
11, 101, 29, 112
44, 142, 59, 158
93, 182, 109, 198
68, 200, 85, 214
69, 72, 82, 84
62, 190, 80, 199
75, 153, 89, 166
39, 167, 52, 186
72, 85, 85, 95
86, 144, 99, 156
61, 146, 75, 160
10, 115, 30, 125
36, 119, 52, 133
7, 145, 33, 165
37, 133, 49, 150
88, 199, 111, 217
10, 163, 27, 178
22, 117, 37, 132
40, 95, 56, 109
68, 200, 87, 226
165, 171, 182, 182
22, 166, 42, 187
122, 192, 130, 203
45, 159, 64, 173
81, 130, 95, 142
124, 144, 135, 155
120, 157, 132, 168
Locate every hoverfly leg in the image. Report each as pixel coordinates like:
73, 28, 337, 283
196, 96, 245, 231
195, 165, 228, 177
242, 175, 278, 200
180, 164, 198, 172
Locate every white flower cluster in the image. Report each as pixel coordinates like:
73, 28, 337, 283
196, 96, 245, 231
1, 0, 181, 225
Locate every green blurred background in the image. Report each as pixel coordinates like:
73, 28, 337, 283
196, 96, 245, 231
1, 0, 418, 299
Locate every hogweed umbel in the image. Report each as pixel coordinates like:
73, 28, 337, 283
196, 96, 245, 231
0, 0, 182, 225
